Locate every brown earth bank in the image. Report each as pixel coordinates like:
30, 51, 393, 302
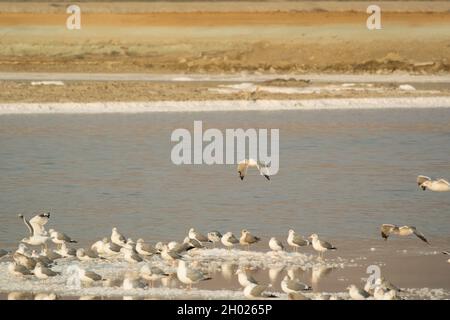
0, 4, 449, 74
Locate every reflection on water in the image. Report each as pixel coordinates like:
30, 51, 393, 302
0, 109, 449, 247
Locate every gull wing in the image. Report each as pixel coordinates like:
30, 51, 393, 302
319, 240, 335, 250
293, 234, 308, 246
256, 162, 270, 180
437, 179, 450, 186
18, 214, 34, 236
417, 175, 431, 185
412, 228, 430, 245
237, 161, 248, 180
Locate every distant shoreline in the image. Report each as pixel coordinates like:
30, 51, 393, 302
1, 97, 450, 115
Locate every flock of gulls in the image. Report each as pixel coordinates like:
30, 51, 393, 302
0, 170, 449, 300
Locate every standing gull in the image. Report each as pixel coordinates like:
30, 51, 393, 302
121, 247, 143, 263
309, 234, 336, 258
161, 246, 183, 265
111, 227, 127, 247
54, 242, 76, 258
78, 268, 103, 285
176, 260, 211, 289
237, 158, 270, 181
417, 175, 450, 192
207, 231, 222, 247
13, 252, 36, 270
269, 237, 284, 252
136, 239, 159, 256
221, 232, 239, 250
140, 265, 169, 287
183, 237, 205, 249
76, 248, 103, 261
240, 229, 260, 250
8, 262, 33, 277
34, 262, 59, 279
380, 224, 429, 244
188, 228, 211, 243
281, 275, 311, 293
49, 229, 77, 249
287, 230, 309, 252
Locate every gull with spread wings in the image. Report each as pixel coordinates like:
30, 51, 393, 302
237, 159, 270, 181
380, 224, 430, 244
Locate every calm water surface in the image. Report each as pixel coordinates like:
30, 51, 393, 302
0, 109, 449, 248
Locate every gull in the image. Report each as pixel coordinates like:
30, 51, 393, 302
161, 245, 183, 265
243, 283, 277, 299
28, 211, 50, 236
34, 262, 59, 279
417, 175, 450, 192
382, 289, 399, 300
13, 252, 36, 270
103, 239, 122, 255
176, 260, 211, 289
155, 242, 166, 252
309, 234, 337, 258
122, 238, 136, 251
380, 224, 429, 244
269, 237, 284, 252
207, 231, 222, 247
240, 229, 260, 250
136, 239, 159, 256
78, 268, 103, 284
54, 242, 76, 258
34, 293, 57, 300
347, 284, 370, 300
91, 239, 106, 255
40, 248, 62, 261
236, 269, 258, 287
237, 158, 270, 181
188, 228, 211, 243
31, 250, 52, 266
171, 241, 195, 254
8, 262, 33, 277
281, 275, 311, 293
111, 227, 127, 247
18, 214, 49, 249
373, 286, 387, 300
221, 232, 239, 250
49, 229, 77, 248
287, 230, 309, 252
76, 248, 103, 261
140, 265, 169, 287
121, 247, 143, 263
375, 277, 402, 292
183, 237, 205, 249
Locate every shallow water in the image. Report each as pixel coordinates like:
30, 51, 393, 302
0, 108, 450, 248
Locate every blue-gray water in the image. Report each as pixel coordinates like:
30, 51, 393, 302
0, 109, 449, 249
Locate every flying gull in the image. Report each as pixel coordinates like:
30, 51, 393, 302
237, 158, 270, 181
417, 175, 450, 192
380, 224, 429, 244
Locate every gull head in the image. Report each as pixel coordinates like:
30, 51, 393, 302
288, 229, 295, 235
241, 229, 249, 235
136, 238, 144, 243
420, 181, 431, 190
102, 237, 108, 244
309, 234, 318, 240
